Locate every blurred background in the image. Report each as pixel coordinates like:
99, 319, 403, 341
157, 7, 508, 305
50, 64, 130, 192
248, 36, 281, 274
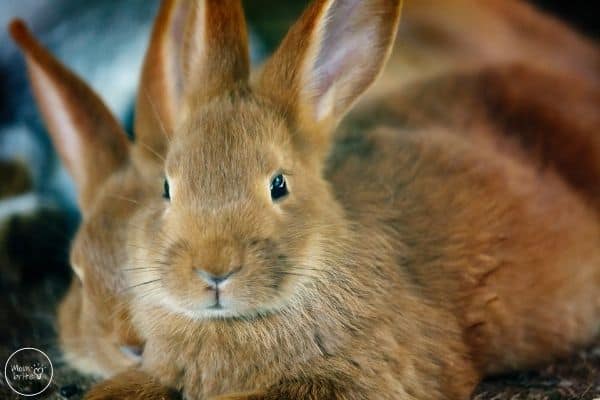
0, 1, 597, 398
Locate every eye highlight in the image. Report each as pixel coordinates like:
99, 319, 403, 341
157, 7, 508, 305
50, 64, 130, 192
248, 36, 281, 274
270, 173, 288, 201
163, 179, 170, 200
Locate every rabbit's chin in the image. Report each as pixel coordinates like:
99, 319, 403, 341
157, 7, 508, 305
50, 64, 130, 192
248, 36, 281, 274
155, 292, 290, 321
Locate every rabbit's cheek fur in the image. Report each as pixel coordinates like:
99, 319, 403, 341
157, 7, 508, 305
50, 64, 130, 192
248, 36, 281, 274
57, 171, 148, 377
57, 279, 140, 377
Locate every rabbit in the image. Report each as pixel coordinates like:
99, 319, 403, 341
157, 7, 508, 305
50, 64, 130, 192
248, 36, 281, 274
90, 0, 598, 398
10, 0, 600, 399
6, 18, 165, 380
7, 0, 599, 381
9, 0, 598, 386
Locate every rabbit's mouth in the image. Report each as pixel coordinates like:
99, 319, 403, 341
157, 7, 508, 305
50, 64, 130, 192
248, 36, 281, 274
153, 268, 301, 321
161, 297, 267, 320
130, 231, 322, 321
206, 289, 224, 310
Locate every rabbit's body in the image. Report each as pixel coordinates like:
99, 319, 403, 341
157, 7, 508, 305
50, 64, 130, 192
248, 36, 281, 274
365, 0, 600, 105
10, 0, 600, 399
335, 64, 600, 375
118, 62, 600, 400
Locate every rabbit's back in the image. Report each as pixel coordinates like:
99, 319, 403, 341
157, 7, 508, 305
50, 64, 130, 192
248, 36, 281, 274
330, 63, 600, 374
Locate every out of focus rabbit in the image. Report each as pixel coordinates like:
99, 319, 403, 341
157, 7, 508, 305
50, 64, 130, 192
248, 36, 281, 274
7, 16, 157, 379
9, 0, 600, 399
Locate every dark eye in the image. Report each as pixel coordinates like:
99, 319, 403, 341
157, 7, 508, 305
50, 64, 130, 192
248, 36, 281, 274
163, 179, 170, 200
270, 174, 288, 201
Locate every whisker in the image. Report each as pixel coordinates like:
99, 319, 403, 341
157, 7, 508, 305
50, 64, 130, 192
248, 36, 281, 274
121, 279, 162, 294
137, 140, 165, 162
144, 89, 171, 142
288, 267, 326, 272
106, 194, 141, 205
278, 272, 315, 278
122, 267, 162, 272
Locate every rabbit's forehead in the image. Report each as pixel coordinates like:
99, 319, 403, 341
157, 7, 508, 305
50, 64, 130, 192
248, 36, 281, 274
168, 125, 282, 177
166, 99, 291, 198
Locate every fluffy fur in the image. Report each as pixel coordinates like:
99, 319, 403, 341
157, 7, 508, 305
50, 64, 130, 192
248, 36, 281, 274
10, 0, 600, 399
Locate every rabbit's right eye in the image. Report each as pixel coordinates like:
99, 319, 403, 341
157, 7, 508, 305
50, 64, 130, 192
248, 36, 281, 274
163, 179, 170, 200
270, 173, 288, 201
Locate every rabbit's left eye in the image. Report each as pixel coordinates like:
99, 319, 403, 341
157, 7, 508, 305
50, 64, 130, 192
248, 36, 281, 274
163, 179, 170, 200
270, 174, 288, 201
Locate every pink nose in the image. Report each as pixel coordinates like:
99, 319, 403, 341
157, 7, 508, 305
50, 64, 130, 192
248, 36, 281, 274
194, 266, 241, 288
192, 239, 244, 284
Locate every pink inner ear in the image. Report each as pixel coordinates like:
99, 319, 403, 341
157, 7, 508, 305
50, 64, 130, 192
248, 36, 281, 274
307, 0, 381, 117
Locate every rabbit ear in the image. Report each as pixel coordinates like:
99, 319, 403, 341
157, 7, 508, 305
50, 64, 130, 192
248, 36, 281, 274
181, 0, 250, 97
258, 0, 402, 144
135, 0, 250, 153
9, 20, 129, 211
134, 0, 188, 158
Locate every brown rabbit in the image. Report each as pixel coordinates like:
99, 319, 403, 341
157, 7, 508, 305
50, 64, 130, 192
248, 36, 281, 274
10, 0, 600, 399
92, 0, 598, 398
9, 0, 599, 383
6, 20, 163, 380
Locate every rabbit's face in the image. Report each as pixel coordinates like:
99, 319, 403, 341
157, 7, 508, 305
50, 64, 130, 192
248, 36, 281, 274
129, 94, 340, 319
57, 171, 145, 377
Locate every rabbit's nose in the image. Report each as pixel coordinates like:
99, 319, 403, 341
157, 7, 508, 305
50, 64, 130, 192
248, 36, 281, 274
195, 267, 240, 288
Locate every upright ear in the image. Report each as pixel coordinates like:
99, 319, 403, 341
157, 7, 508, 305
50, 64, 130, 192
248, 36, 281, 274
257, 0, 402, 145
134, 0, 250, 158
9, 20, 129, 212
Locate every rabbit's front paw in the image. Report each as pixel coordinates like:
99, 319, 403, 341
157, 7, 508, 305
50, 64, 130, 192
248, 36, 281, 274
85, 369, 180, 400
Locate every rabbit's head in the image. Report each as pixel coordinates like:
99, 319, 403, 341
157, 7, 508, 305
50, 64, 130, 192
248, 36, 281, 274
127, 0, 402, 320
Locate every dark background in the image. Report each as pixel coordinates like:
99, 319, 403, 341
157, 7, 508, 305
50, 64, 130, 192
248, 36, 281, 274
531, 0, 597, 38
245, 0, 598, 47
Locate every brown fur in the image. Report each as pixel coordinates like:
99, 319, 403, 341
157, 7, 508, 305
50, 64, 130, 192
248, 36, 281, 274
56, 166, 149, 376
365, 0, 600, 103
85, 369, 180, 400
335, 64, 600, 375
9, 0, 600, 399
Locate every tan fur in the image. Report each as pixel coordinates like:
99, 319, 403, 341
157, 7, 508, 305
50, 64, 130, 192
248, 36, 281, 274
84, 369, 179, 400
57, 166, 150, 377
9, 0, 600, 399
